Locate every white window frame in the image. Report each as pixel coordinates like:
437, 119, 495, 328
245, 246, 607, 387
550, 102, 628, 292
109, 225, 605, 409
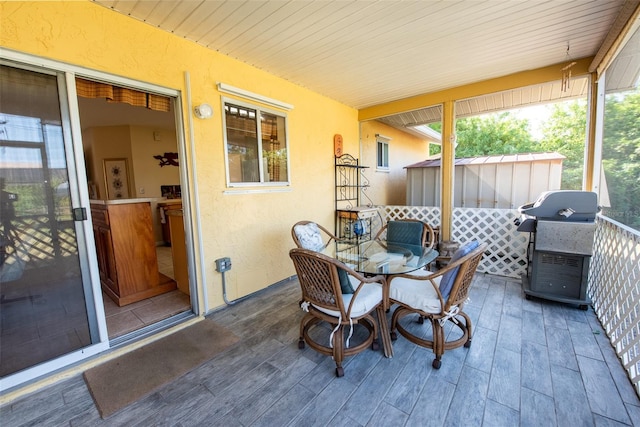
376, 134, 391, 170
221, 97, 290, 188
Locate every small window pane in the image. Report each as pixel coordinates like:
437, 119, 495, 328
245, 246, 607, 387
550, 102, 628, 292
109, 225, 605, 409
377, 140, 389, 169
261, 112, 288, 182
225, 103, 259, 183
224, 100, 289, 185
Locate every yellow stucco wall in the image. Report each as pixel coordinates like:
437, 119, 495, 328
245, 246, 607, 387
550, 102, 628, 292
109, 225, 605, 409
360, 121, 429, 206
0, 1, 359, 310
128, 126, 180, 200
83, 125, 134, 199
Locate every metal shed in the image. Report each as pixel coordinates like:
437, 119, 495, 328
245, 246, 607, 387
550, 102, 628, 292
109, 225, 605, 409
405, 152, 565, 209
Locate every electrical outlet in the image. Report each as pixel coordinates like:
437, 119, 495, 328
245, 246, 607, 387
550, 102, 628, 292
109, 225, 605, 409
215, 257, 232, 272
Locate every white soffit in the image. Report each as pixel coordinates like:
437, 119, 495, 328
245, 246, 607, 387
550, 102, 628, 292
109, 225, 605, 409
94, 0, 628, 110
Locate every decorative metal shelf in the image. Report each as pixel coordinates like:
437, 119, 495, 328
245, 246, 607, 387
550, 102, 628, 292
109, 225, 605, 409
335, 153, 375, 240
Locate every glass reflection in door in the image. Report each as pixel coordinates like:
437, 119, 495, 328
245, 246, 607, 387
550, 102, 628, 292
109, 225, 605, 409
0, 65, 92, 377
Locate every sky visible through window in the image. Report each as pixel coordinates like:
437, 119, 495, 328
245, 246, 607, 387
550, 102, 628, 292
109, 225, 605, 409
0, 114, 66, 169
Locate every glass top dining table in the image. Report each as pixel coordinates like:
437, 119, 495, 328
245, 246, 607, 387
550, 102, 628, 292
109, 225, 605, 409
322, 239, 438, 359
323, 239, 439, 276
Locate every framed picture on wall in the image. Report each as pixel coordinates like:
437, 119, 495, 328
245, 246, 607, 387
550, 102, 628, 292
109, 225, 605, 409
104, 158, 130, 199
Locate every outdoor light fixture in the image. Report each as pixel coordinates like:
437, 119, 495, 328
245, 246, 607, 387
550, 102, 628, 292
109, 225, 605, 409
194, 103, 213, 119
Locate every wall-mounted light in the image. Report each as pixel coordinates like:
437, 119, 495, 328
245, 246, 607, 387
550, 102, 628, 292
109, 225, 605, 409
194, 103, 213, 119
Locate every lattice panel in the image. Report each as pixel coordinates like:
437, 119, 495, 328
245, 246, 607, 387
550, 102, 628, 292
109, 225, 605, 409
380, 205, 441, 227
378, 205, 440, 245
452, 208, 528, 278
589, 216, 640, 397
377, 206, 527, 278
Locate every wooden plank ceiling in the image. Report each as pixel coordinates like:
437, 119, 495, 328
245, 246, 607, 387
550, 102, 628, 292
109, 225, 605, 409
94, 0, 636, 130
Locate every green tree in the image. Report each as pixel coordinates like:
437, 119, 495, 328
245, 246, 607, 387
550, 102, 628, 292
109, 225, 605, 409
455, 112, 538, 157
601, 90, 640, 229
538, 100, 587, 190
429, 113, 539, 156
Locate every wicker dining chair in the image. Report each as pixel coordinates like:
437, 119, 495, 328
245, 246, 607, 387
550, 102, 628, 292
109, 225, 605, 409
374, 219, 436, 250
388, 241, 487, 369
289, 248, 385, 377
291, 220, 341, 251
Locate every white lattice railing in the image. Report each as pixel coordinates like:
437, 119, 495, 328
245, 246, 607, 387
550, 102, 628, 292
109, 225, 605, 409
589, 215, 640, 396
378, 205, 528, 278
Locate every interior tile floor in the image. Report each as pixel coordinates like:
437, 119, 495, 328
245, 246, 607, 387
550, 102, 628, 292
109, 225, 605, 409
2, 273, 639, 426
103, 289, 191, 339
156, 246, 174, 279
104, 246, 190, 339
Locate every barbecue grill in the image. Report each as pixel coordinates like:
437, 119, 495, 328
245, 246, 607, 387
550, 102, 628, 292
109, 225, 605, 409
515, 190, 600, 309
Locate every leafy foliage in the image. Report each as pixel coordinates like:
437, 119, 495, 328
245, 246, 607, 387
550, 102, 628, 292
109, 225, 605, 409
425, 92, 639, 230
538, 100, 587, 190
601, 90, 640, 229
454, 112, 538, 157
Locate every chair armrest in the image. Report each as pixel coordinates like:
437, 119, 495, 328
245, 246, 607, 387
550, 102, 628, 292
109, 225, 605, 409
338, 263, 385, 317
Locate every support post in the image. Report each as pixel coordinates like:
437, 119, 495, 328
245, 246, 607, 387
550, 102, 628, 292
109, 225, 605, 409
440, 100, 455, 241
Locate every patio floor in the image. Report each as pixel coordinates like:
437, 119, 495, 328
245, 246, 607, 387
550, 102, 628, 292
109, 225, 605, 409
1, 273, 639, 426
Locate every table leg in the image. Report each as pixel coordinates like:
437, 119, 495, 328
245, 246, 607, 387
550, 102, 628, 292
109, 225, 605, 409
376, 305, 393, 358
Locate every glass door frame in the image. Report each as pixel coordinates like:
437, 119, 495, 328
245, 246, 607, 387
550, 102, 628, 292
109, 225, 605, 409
0, 48, 196, 392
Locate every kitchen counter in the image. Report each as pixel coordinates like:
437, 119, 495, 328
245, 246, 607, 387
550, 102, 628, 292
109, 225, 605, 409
157, 198, 182, 207
89, 197, 155, 205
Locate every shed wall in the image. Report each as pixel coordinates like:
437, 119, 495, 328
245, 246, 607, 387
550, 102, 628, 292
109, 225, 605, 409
407, 159, 563, 208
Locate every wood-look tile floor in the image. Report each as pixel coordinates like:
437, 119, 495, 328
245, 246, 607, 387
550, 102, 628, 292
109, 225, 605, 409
2, 274, 639, 426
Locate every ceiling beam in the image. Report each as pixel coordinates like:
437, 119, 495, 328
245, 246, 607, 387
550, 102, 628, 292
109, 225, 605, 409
590, 0, 640, 78
359, 57, 593, 122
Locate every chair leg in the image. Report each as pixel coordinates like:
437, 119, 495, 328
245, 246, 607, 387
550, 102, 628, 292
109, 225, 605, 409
460, 311, 473, 347
390, 306, 405, 341
372, 338, 380, 351
431, 318, 443, 369
332, 325, 345, 377
298, 314, 316, 350
392, 306, 474, 369
368, 313, 380, 351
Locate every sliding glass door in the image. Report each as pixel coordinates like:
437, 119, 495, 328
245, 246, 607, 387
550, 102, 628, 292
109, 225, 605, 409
0, 64, 102, 379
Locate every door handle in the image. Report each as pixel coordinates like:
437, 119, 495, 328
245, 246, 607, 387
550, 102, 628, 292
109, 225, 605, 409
73, 207, 88, 221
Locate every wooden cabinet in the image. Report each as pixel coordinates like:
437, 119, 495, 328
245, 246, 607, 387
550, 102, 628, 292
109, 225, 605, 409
91, 200, 176, 306
93, 223, 117, 293
167, 210, 189, 295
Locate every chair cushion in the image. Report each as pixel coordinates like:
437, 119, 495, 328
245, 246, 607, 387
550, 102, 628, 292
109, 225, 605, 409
389, 273, 443, 314
337, 268, 355, 294
439, 241, 480, 298
387, 221, 423, 246
407, 267, 432, 277
294, 223, 324, 251
314, 281, 382, 318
